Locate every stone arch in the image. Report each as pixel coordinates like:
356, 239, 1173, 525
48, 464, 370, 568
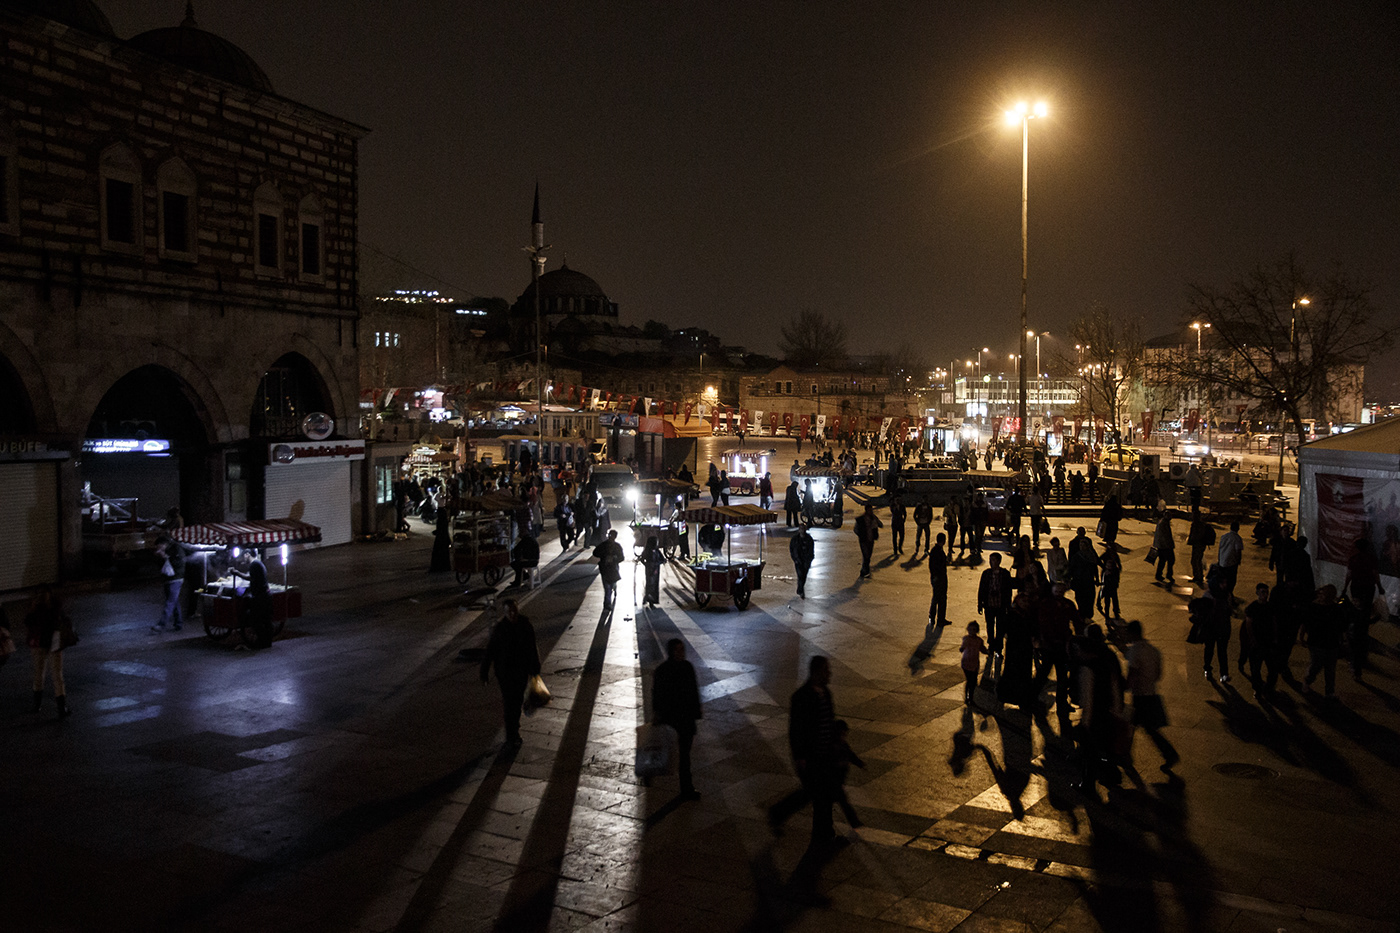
66, 343, 230, 443
242, 333, 351, 438
0, 319, 58, 433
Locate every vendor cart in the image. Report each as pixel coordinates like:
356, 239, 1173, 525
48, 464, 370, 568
681, 504, 776, 610
173, 519, 321, 645
719, 448, 777, 496
792, 466, 846, 528
627, 477, 697, 557
452, 494, 521, 585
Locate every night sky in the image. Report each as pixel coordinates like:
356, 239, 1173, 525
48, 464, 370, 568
108, 2, 1400, 391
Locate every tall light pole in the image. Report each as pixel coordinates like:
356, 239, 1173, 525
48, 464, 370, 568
1007, 100, 1047, 444
1280, 296, 1310, 484
526, 184, 549, 469
1191, 321, 1210, 354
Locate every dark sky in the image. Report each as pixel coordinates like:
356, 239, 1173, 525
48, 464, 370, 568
110, 2, 1400, 390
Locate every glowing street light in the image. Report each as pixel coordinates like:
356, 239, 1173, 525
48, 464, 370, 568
1191, 321, 1211, 354
1005, 99, 1048, 443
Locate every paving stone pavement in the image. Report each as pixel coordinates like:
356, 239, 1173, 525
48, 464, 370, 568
4, 498, 1400, 933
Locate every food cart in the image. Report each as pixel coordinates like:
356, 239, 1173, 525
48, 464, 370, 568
452, 493, 521, 585
681, 504, 776, 610
173, 519, 321, 645
792, 466, 846, 528
627, 477, 698, 557
719, 448, 777, 496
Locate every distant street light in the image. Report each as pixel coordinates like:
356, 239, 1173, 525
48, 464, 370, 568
1280, 296, 1310, 484
1006, 100, 1048, 443
1191, 321, 1211, 354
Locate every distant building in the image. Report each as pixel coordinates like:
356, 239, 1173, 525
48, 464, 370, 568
739, 364, 919, 434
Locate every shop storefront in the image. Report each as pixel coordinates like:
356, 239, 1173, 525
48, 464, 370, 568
264, 440, 364, 547
0, 438, 69, 591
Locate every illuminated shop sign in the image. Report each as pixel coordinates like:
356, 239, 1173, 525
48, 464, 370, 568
82, 438, 171, 454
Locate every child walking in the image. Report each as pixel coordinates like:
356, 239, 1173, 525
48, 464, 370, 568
961, 621, 989, 705
832, 720, 866, 830
1098, 549, 1122, 619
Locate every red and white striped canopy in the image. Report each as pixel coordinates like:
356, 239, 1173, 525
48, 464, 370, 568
679, 504, 777, 526
171, 519, 322, 548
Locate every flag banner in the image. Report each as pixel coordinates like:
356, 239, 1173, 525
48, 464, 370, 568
831, 414, 842, 433
879, 417, 892, 439
991, 421, 1001, 441
1185, 408, 1200, 433
683, 402, 694, 423
1141, 411, 1154, 435
1095, 416, 1105, 444
629, 397, 640, 415
1073, 417, 1083, 440
1052, 415, 1064, 435
710, 406, 720, 430
1316, 474, 1367, 565
643, 397, 653, 416
754, 410, 764, 430
782, 412, 793, 433
815, 414, 826, 431
1031, 417, 1044, 438
769, 412, 779, 432
899, 417, 910, 438
799, 415, 810, 436
739, 409, 750, 431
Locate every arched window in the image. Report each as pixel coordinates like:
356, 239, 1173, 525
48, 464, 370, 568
156, 158, 196, 261
253, 182, 283, 273
0, 122, 17, 236
99, 143, 142, 253
298, 192, 324, 280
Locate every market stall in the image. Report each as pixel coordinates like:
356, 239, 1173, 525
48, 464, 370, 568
792, 466, 846, 528
453, 492, 525, 585
627, 476, 699, 557
681, 503, 776, 610
173, 519, 321, 645
719, 448, 777, 496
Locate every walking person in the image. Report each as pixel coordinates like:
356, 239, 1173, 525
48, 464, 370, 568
790, 524, 815, 599
1301, 585, 1345, 698
429, 509, 453, 573
1045, 537, 1068, 586
151, 534, 187, 633
854, 503, 882, 579
927, 532, 949, 632
1123, 620, 1179, 772
1343, 537, 1383, 679
1098, 492, 1121, 547
593, 529, 625, 612
768, 656, 840, 844
480, 599, 540, 747
1217, 520, 1244, 599
970, 492, 989, 557
1241, 583, 1280, 697
943, 497, 961, 558
640, 536, 664, 607
889, 494, 906, 556
961, 621, 990, 705
1201, 574, 1233, 683
802, 479, 817, 527
1098, 548, 1122, 619
784, 480, 802, 528
759, 472, 774, 511
1153, 512, 1177, 585
26, 587, 75, 718
913, 495, 933, 556
1027, 487, 1046, 549
652, 638, 702, 800
1068, 533, 1100, 622
510, 532, 540, 588
996, 588, 1038, 709
977, 553, 1013, 654
1006, 487, 1025, 544
1186, 510, 1216, 584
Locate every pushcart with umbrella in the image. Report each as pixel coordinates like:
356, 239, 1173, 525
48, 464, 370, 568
792, 465, 847, 528
681, 503, 776, 610
173, 519, 321, 644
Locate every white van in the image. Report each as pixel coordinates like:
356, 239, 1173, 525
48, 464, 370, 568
591, 464, 636, 507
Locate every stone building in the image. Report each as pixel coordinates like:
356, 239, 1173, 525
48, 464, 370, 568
0, 1, 366, 586
738, 364, 920, 436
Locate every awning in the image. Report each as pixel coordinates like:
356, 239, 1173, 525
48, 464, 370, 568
721, 447, 777, 458
793, 465, 846, 478
460, 493, 528, 512
632, 477, 699, 493
680, 504, 777, 525
171, 519, 322, 548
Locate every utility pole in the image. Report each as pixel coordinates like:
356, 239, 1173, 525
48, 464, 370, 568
527, 184, 549, 470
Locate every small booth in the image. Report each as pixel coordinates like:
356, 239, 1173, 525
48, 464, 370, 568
720, 448, 777, 496
682, 503, 777, 610
452, 492, 523, 585
174, 519, 321, 645
627, 477, 698, 557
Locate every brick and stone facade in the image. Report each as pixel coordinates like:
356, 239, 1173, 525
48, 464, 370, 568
0, 3, 366, 573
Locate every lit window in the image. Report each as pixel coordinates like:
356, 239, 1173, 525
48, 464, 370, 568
156, 159, 196, 260
254, 182, 282, 272
99, 143, 142, 253
0, 123, 16, 236
298, 192, 324, 280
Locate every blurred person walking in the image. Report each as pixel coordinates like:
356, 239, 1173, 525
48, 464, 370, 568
652, 638, 702, 800
480, 599, 541, 747
26, 587, 76, 718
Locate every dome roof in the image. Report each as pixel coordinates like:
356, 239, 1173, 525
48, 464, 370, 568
537, 264, 607, 299
127, 5, 273, 93
5, 0, 115, 36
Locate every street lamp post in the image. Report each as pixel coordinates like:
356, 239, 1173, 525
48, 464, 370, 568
1191, 321, 1211, 355
1007, 100, 1047, 444
1279, 296, 1310, 484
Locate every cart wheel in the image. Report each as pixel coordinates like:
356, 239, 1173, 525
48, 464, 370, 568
456, 570, 472, 585
204, 618, 235, 641
662, 544, 676, 560
740, 483, 754, 496
485, 566, 505, 586
695, 592, 711, 608
733, 584, 752, 610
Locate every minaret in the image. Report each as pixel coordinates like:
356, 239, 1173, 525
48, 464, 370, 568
527, 184, 548, 464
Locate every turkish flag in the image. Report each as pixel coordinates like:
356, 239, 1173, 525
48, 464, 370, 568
682, 402, 694, 423
799, 414, 810, 437
1316, 473, 1366, 564
710, 406, 720, 430
831, 414, 842, 434
782, 412, 794, 434
1185, 408, 1200, 433
1073, 418, 1083, 440
1095, 416, 1105, 444
768, 412, 779, 432
1052, 415, 1064, 436
899, 417, 910, 439
739, 409, 750, 431
1141, 411, 1154, 435
629, 397, 640, 415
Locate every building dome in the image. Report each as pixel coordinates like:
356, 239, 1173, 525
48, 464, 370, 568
127, 4, 273, 93
4, 0, 116, 36
531, 264, 608, 302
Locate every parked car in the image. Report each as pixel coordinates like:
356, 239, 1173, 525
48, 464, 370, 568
1099, 444, 1142, 465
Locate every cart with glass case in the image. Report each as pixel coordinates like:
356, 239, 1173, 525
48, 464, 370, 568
682, 504, 776, 610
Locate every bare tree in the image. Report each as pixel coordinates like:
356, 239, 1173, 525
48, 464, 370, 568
1160, 254, 1390, 457
780, 309, 848, 369
1070, 304, 1143, 456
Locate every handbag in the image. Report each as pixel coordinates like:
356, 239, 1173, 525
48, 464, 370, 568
522, 674, 551, 714
1095, 519, 1106, 538
635, 722, 678, 778
1144, 546, 1158, 564
1040, 517, 1051, 534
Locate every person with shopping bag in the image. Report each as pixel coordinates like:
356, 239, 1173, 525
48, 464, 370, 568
480, 599, 540, 747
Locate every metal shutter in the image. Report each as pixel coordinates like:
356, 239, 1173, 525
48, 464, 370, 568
263, 461, 352, 547
0, 462, 60, 591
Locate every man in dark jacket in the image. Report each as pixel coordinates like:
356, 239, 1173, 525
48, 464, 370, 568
928, 533, 949, 631
511, 533, 540, 587
767, 656, 838, 842
653, 639, 702, 800
593, 530, 625, 612
152, 534, 187, 633
889, 494, 906, 556
480, 599, 541, 746
977, 553, 1014, 652
855, 504, 882, 579
790, 526, 815, 599
784, 481, 802, 527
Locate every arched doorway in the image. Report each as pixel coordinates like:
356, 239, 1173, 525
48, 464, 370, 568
83, 365, 214, 526
250, 352, 336, 439
0, 352, 37, 434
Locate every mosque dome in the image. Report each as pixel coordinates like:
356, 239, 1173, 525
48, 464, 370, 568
4, 0, 116, 37
127, 3, 273, 93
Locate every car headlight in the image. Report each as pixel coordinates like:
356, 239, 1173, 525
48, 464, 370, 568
625, 489, 638, 503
